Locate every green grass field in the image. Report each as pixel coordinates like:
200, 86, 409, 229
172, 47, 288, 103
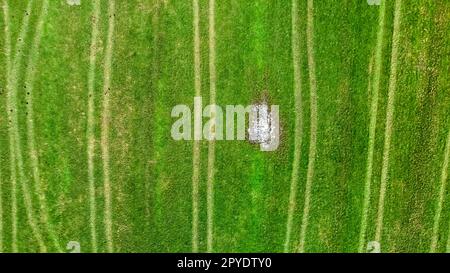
0, 0, 449, 253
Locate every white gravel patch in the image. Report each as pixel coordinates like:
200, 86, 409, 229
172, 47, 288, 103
248, 103, 279, 151
67, 0, 81, 6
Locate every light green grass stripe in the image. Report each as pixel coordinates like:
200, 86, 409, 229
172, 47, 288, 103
358, 0, 387, 253
375, 0, 403, 244
298, 0, 318, 253
206, 0, 217, 253
86, 0, 101, 253
24, 0, 62, 253
191, 0, 202, 253
101, 0, 116, 253
284, 0, 304, 253
431, 130, 450, 252
5, 0, 47, 252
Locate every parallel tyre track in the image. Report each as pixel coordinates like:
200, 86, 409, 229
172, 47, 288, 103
4, 0, 47, 252
298, 0, 318, 253
284, 0, 303, 253
358, 0, 387, 253
24, 0, 62, 253
375, 0, 403, 244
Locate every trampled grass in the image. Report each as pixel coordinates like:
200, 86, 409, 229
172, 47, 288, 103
0, 0, 449, 253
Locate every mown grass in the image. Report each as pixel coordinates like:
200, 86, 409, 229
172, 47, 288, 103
0, 0, 449, 253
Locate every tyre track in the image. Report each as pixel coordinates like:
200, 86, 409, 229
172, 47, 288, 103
4, 0, 47, 252
191, 0, 202, 253
431, 130, 450, 252
358, 0, 387, 253
206, 0, 216, 253
284, 0, 303, 253
298, 0, 318, 253
24, 0, 62, 253
375, 0, 403, 244
100, 0, 116, 253
2, 0, 11, 253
